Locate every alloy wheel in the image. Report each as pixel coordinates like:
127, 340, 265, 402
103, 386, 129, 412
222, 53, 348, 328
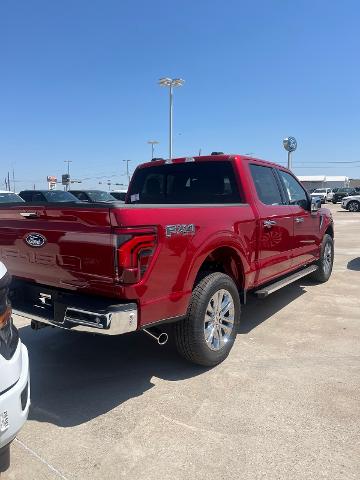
204, 289, 235, 351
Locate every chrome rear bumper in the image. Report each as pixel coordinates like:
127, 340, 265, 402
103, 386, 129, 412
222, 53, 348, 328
13, 303, 138, 336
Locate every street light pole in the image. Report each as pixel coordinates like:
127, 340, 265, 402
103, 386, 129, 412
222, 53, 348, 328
147, 140, 159, 159
158, 77, 184, 159
122, 159, 131, 185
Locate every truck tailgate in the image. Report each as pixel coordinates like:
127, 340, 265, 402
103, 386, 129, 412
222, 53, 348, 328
0, 204, 116, 295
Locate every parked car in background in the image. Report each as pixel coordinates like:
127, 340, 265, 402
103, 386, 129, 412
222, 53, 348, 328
0, 262, 30, 473
70, 190, 118, 203
110, 190, 127, 201
332, 188, 357, 204
341, 194, 360, 212
19, 190, 80, 203
0, 192, 24, 204
310, 188, 333, 203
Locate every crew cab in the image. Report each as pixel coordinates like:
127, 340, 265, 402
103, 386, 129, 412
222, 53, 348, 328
0, 155, 334, 366
0, 262, 30, 472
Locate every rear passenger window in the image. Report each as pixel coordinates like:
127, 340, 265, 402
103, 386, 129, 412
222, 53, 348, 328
250, 164, 283, 205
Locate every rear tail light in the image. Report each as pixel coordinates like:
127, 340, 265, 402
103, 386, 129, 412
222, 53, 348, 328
115, 228, 157, 284
0, 307, 11, 330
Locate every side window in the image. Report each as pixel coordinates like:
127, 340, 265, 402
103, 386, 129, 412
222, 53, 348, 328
249, 164, 283, 206
278, 170, 308, 210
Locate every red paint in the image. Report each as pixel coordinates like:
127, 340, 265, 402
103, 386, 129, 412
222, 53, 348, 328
0, 155, 333, 328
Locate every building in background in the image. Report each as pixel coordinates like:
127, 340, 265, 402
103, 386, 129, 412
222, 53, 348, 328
349, 178, 360, 189
298, 175, 350, 190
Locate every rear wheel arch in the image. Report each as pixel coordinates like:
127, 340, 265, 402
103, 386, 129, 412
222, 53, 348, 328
191, 246, 246, 291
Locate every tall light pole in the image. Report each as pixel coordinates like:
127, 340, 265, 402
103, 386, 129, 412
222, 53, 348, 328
158, 77, 184, 159
147, 140, 159, 159
122, 159, 131, 185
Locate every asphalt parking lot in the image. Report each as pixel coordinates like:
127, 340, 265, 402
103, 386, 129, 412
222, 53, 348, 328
4, 203, 360, 480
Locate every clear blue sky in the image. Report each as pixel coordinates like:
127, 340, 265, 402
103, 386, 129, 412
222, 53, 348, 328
0, 0, 359, 190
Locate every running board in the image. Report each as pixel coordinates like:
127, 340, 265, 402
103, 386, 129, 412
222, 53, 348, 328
255, 265, 318, 298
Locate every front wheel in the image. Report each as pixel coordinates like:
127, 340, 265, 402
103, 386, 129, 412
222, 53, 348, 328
310, 234, 334, 283
174, 272, 241, 367
348, 201, 360, 212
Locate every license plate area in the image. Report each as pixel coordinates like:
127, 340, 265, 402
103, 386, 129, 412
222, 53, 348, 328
0, 410, 9, 433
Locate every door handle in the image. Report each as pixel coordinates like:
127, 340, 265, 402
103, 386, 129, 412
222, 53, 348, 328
20, 212, 39, 218
263, 220, 277, 228
295, 217, 304, 223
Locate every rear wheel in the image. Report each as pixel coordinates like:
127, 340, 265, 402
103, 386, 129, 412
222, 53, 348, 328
348, 201, 360, 212
174, 272, 240, 367
310, 234, 334, 283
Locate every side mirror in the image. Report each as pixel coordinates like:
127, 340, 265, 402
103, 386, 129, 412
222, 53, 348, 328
311, 196, 321, 215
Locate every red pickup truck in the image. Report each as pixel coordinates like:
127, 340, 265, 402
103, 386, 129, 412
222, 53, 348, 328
0, 154, 334, 366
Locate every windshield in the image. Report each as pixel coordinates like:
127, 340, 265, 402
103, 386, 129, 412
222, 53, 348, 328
314, 189, 326, 193
87, 191, 117, 202
128, 161, 242, 204
0, 192, 24, 203
43, 191, 79, 202
339, 188, 353, 193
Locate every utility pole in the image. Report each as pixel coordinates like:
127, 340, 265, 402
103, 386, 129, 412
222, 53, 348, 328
122, 159, 131, 185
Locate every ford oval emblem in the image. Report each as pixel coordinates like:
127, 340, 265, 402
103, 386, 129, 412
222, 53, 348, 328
25, 233, 47, 248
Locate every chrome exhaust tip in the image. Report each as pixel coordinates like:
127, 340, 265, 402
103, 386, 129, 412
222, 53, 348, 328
143, 327, 168, 345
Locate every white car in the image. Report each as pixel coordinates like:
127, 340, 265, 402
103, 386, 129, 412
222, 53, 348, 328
310, 188, 333, 203
0, 262, 30, 472
341, 194, 360, 212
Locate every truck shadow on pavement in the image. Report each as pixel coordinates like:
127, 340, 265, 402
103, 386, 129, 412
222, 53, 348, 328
239, 283, 306, 334
347, 257, 360, 271
19, 324, 206, 428
18, 282, 306, 428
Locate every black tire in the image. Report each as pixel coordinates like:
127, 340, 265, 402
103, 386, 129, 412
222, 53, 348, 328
174, 272, 240, 367
310, 234, 334, 283
332, 199, 337, 204
0, 444, 10, 473
348, 201, 360, 212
